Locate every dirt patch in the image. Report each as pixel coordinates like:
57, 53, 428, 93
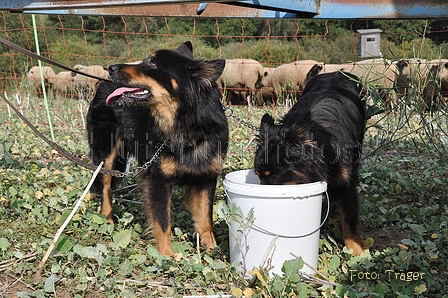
369, 229, 410, 251
0, 273, 37, 298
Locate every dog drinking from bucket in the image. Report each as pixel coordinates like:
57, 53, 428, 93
254, 71, 366, 255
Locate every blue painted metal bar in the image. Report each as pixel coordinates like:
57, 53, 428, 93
0, 0, 446, 19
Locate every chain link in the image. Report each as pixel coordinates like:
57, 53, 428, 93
138, 140, 167, 172
223, 105, 260, 132
113, 140, 167, 178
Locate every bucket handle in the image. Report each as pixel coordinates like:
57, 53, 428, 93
225, 190, 330, 239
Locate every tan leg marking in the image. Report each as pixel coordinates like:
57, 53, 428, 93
185, 186, 216, 251
101, 140, 121, 224
339, 206, 364, 256
152, 221, 175, 256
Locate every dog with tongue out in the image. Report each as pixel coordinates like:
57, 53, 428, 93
106, 87, 150, 106
87, 41, 228, 257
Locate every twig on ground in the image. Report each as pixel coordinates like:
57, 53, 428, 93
146, 280, 172, 289
249, 235, 278, 288
196, 233, 201, 263
290, 252, 340, 287
5, 274, 36, 292
0, 252, 38, 272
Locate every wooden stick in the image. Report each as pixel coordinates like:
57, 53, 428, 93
196, 233, 201, 262
34, 162, 104, 279
0, 252, 38, 272
290, 252, 340, 286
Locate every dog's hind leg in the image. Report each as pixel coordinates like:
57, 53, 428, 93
335, 185, 364, 256
100, 140, 124, 224
100, 174, 114, 224
185, 183, 217, 251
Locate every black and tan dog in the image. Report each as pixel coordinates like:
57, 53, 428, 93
254, 71, 366, 255
87, 42, 228, 256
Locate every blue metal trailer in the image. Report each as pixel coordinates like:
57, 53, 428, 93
0, 0, 446, 19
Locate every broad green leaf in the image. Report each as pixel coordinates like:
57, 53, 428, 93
44, 274, 59, 293
374, 284, 387, 295
408, 223, 427, 234
359, 172, 373, 179
92, 213, 107, 224
55, 235, 73, 253
119, 212, 134, 226
401, 238, 416, 247
335, 284, 349, 296
414, 284, 427, 295
97, 268, 108, 278
112, 229, 132, 249
98, 223, 114, 234
13, 251, 24, 258
172, 241, 188, 255
81, 246, 99, 259
74, 245, 103, 263
96, 243, 109, 254
8, 186, 17, 197
0, 238, 11, 252
216, 201, 228, 220
281, 258, 303, 282
118, 259, 133, 276
130, 254, 147, 265
329, 255, 341, 269
272, 279, 285, 292
58, 209, 71, 225
50, 264, 61, 274
147, 246, 159, 258
235, 229, 244, 242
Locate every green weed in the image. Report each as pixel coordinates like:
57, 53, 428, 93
0, 85, 447, 297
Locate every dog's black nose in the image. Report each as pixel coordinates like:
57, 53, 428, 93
108, 64, 119, 73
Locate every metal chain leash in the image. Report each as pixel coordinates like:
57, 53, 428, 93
132, 140, 167, 176
223, 105, 260, 132
111, 140, 167, 178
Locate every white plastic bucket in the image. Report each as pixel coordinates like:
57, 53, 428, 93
223, 169, 328, 276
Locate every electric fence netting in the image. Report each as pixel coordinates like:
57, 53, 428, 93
1, 13, 447, 156
0, 13, 447, 146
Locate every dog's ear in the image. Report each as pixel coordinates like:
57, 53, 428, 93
208, 59, 226, 81
192, 59, 225, 83
261, 113, 274, 126
176, 41, 194, 59
260, 113, 275, 132
305, 63, 323, 84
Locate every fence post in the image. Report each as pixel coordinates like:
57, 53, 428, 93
32, 14, 55, 142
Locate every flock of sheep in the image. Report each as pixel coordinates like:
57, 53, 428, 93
27, 64, 109, 98
27, 57, 448, 109
218, 57, 448, 109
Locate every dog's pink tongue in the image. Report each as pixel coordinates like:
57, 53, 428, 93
106, 87, 141, 104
